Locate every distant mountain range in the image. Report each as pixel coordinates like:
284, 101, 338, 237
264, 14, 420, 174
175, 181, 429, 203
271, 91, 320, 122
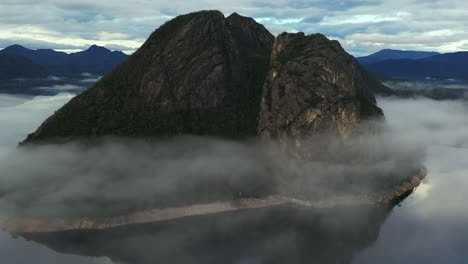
358, 49, 468, 82
0, 53, 48, 80
0, 44, 128, 80
357, 49, 440, 65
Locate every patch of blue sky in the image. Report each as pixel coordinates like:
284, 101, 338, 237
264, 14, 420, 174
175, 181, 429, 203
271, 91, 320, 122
287, 0, 380, 11
65, 11, 114, 23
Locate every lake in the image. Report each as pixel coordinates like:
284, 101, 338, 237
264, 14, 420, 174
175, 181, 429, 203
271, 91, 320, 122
0, 94, 467, 263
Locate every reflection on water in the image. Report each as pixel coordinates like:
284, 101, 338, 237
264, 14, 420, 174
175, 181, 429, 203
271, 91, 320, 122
353, 146, 468, 264
0, 230, 112, 264
348, 98, 468, 264
13, 201, 404, 264
4, 153, 466, 264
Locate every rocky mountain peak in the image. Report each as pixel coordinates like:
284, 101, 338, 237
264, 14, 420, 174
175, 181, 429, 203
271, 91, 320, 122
2, 44, 29, 52
22, 11, 385, 144
84, 44, 111, 54
23, 10, 274, 142
227, 12, 255, 23
12, 11, 418, 233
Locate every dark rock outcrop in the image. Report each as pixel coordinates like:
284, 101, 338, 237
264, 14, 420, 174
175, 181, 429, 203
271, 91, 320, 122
258, 33, 383, 157
24, 11, 274, 142
22, 11, 386, 144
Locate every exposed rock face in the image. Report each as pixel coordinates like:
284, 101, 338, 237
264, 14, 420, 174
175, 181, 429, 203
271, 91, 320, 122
22, 10, 387, 144
24, 11, 274, 142
16, 11, 394, 204
259, 33, 383, 156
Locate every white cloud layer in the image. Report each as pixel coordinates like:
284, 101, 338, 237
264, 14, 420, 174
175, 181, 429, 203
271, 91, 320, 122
0, 93, 73, 158
0, 0, 467, 56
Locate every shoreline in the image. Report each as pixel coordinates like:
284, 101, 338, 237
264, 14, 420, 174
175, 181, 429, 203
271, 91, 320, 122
0, 168, 426, 233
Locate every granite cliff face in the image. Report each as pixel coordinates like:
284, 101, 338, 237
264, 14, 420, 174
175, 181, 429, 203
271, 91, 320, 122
258, 33, 383, 157
24, 11, 274, 142
23, 10, 385, 144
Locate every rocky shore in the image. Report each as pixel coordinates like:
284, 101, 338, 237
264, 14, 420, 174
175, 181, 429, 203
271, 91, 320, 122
0, 168, 425, 233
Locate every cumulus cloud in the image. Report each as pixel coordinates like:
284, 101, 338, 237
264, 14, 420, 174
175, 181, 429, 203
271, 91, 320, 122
0, 0, 467, 56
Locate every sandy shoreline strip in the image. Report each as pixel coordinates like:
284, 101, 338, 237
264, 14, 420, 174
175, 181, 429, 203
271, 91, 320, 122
0, 169, 426, 233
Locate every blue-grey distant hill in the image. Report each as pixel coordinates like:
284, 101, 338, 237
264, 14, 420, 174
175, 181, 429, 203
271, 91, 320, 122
362, 51, 468, 81
357, 49, 440, 65
0, 53, 48, 80
0, 44, 128, 80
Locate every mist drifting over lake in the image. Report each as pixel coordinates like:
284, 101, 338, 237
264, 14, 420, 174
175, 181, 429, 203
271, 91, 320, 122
0, 84, 468, 263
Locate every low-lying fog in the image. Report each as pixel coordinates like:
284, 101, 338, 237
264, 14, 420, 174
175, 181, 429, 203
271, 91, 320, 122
353, 97, 468, 264
0, 100, 422, 219
0, 74, 101, 96
0, 83, 467, 263
0, 92, 116, 264
0, 93, 74, 158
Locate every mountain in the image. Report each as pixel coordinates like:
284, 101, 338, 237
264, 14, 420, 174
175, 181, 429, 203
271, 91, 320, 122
0, 44, 128, 78
23, 11, 275, 141
259, 32, 383, 157
7, 11, 428, 241
0, 44, 69, 65
364, 51, 468, 81
64, 45, 128, 74
357, 49, 440, 65
22, 10, 385, 144
0, 53, 49, 80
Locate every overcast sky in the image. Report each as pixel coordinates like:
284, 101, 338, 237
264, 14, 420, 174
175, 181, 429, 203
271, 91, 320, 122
0, 0, 467, 56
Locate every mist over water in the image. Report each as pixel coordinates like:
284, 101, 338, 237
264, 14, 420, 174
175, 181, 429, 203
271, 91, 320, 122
0, 93, 74, 159
384, 81, 468, 100
351, 97, 468, 264
0, 92, 113, 263
0, 107, 421, 219
0, 87, 467, 262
